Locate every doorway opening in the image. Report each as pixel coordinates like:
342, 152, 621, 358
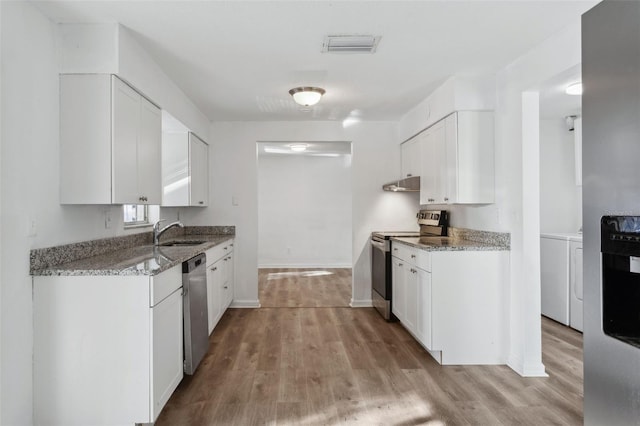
256, 141, 353, 307
538, 64, 584, 334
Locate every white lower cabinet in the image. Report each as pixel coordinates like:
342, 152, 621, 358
391, 241, 508, 365
205, 239, 235, 334
33, 265, 183, 425
391, 256, 407, 323
152, 287, 184, 419
415, 267, 433, 348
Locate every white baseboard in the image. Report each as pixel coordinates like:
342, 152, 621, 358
229, 299, 261, 308
349, 299, 373, 308
258, 264, 352, 269
507, 354, 548, 377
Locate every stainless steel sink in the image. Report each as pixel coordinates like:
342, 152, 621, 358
159, 240, 207, 247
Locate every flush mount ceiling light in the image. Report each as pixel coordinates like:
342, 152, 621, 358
289, 143, 309, 152
565, 82, 583, 96
288, 87, 325, 107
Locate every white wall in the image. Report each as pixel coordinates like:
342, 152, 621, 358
0, 4, 210, 423
258, 153, 352, 268
494, 20, 584, 376
183, 121, 420, 307
540, 118, 582, 233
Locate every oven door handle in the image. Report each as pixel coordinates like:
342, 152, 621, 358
370, 239, 388, 252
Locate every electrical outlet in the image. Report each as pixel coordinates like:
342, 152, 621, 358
104, 210, 112, 229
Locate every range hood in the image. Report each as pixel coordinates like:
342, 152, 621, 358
382, 175, 420, 192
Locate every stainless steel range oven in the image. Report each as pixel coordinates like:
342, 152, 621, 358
370, 210, 449, 321
371, 231, 419, 320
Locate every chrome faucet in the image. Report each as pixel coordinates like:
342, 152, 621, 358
153, 219, 185, 246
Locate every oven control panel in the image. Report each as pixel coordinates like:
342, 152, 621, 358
417, 210, 448, 226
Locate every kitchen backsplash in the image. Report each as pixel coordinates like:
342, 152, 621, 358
448, 227, 510, 248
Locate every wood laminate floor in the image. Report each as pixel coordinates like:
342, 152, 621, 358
258, 268, 352, 308
157, 306, 583, 425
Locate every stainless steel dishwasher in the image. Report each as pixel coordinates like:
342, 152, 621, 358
182, 253, 209, 375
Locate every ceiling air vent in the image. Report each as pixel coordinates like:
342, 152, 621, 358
322, 35, 381, 54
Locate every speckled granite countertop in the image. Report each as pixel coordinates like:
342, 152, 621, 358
391, 236, 508, 251
30, 229, 235, 277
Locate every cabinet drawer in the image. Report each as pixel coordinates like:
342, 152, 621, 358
150, 264, 182, 306
205, 239, 233, 266
391, 242, 413, 262
391, 242, 431, 271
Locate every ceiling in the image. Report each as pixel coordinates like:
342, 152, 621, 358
33, 0, 598, 122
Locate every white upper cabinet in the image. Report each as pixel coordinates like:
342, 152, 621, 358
444, 111, 494, 204
418, 111, 494, 205
161, 132, 209, 207
401, 137, 422, 178
189, 134, 209, 206
60, 74, 162, 205
420, 120, 447, 204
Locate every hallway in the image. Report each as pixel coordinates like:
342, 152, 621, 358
258, 268, 352, 308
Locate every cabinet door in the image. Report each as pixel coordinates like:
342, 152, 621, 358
405, 266, 419, 334
392, 257, 406, 322
189, 134, 209, 206
419, 130, 434, 205
454, 111, 495, 203
112, 76, 140, 204
223, 253, 234, 308
420, 121, 446, 204
401, 138, 421, 178
444, 113, 458, 204
162, 132, 190, 206
138, 97, 162, 205
152, 288, 183, 420
416, 268, 432, 348
206, 260, 223, 334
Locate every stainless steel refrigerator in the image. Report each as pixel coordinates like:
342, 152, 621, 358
583, 1, 640, 424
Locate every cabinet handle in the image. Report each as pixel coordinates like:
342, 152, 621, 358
407, 173, 412, 177
211, 267, 217, 271
444, 197, 449, 202
224, 246, 228, 250
199, 201, 204, 205
411, 254, 416, 259
223, 286, 228, 289
398, 263, 404, 267
393, 248, 398, 251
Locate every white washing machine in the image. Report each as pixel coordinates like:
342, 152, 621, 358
540, 233, 583, 331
